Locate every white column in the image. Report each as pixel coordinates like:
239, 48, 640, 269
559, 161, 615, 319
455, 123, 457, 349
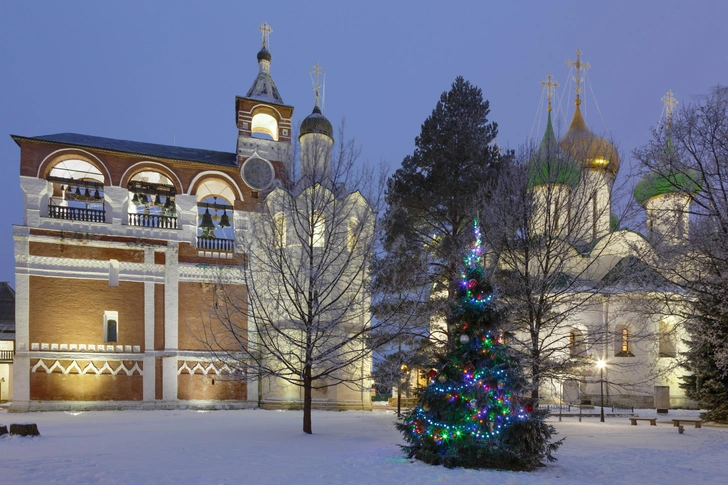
143, 248, 155, 401
103, 186, 129, 226
163, 242, 179, 401
12, 230, 31, 408
163, 356, 178, 401
20, 176, 49, 227
175, 194, 198, 247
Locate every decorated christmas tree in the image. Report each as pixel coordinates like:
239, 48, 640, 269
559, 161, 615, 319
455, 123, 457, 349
397, 220, 563, 470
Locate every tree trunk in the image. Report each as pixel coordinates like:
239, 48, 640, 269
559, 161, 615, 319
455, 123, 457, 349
531, 356, 540, 404
303, 366, 312, 434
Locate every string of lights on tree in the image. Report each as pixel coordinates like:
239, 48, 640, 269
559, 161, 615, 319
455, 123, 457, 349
398, 219, 536, 461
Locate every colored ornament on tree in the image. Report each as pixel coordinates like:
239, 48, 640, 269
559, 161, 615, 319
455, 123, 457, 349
396, 220, 563, 470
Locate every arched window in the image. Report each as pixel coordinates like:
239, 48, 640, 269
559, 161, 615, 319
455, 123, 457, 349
47, 159, 106, 222
195, 177, 236, 255
347, 218, 360, 252
615, 325, 634, 357
104, 311, 118, 343
312, 211, 325, 248
251, 111, 279, 141
127, 171, 177, 229
659, 321, 676, 357
273, 212, 286, 249
569, 329, 585, 357
676, 207, 685, 238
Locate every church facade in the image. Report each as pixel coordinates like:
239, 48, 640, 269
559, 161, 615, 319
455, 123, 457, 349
521, 52, 695, 409
10, 24, 372, 412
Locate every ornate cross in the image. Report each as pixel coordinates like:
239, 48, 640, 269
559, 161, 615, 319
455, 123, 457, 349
662, 90, 678, 128
541, 73, 559, 112
565, 48, 590, 102
259, 22, 272, 47
310, 62, 325, 108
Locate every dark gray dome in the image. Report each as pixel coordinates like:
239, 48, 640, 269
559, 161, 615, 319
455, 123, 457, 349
299, 106, 333, 139
257, 47, 271, 62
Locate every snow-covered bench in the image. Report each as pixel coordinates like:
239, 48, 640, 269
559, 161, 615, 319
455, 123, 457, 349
629, 418, 656, 426
672, 419, 702, 429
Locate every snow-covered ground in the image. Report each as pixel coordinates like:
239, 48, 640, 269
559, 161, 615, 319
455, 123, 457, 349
1, 407, 726, 484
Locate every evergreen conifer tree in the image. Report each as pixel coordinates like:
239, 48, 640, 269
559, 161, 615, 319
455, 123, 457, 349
377, 77, 511, 351
397, 221, 563, 470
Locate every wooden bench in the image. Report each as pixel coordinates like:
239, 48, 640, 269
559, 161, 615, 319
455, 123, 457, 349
629, 418, 657, 426
672, 419, 702, 429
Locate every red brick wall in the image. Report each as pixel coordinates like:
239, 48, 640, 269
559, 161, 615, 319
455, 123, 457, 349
29, 276, 145, 350
177, 373, 246, 401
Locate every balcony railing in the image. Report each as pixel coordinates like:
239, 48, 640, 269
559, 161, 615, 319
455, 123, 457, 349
48, 204, 106, 223
0, 350, 14, 362
128, 213, 178, 229
197, 236, 235, 253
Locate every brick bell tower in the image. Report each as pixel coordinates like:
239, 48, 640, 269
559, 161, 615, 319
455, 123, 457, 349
235, 22, 294, 194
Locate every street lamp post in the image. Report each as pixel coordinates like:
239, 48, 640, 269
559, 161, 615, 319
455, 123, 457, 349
597, 360, 606, 423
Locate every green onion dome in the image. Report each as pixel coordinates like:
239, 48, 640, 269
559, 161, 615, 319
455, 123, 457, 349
633, 137, 701, 205
528, 112, 581, 188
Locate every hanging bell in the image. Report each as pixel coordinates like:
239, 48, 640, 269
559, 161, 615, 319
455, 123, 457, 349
200, 208, 216, 237
74, 186, 82, 196
84, 187, 91, 198
219, 209, 231, 228
94, 188, 101, 199
154, 192, 162, 207
142, 193, 150, 205
132, 193, 140, 205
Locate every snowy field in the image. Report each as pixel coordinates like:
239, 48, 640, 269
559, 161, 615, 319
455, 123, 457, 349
1, 407, 727, 485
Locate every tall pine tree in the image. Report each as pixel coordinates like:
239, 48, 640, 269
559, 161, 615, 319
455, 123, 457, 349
378, 77, 510, 351
397, 221, 563, 470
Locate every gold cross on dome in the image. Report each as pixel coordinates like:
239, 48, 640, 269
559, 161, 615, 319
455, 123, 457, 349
310, 62, 325, 108
662, 90, 678, 128
541, 73, 559, 112
259, 22, 272, 47
565, 48, 590, 103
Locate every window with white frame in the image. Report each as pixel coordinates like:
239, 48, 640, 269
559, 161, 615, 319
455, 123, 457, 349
104, 311, 119, 343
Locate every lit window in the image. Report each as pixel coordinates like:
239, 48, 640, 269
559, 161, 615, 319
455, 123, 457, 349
659, 321, 676, 357
615, 326, 634, 357
274, 212, 286, 249
347, 218, 359, 252
569, 329, 584, 357
312, 212, 325, 248
251, 112, 279, 141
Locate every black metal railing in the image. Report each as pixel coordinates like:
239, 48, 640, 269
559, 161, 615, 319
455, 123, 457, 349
128, 213, 178, 229
48, 204, 106, 223
196, 236, 235, 253
0, 350, 14, 362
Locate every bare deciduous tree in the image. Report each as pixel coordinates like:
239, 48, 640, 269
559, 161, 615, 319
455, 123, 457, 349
632, 87, 728, 418
196, 124, 411, 434
480, 123, 634, 404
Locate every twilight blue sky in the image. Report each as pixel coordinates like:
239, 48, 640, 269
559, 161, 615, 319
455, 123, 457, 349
1, 1, 728, 287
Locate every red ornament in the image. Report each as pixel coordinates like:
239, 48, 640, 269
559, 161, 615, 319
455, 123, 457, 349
428, 369, 437, 379
525, 404, 534, 413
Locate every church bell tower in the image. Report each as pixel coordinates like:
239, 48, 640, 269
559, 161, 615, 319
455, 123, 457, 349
236, 22, 294, 192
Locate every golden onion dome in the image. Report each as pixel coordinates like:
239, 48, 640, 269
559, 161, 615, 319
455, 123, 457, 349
558, 102, 619, 175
